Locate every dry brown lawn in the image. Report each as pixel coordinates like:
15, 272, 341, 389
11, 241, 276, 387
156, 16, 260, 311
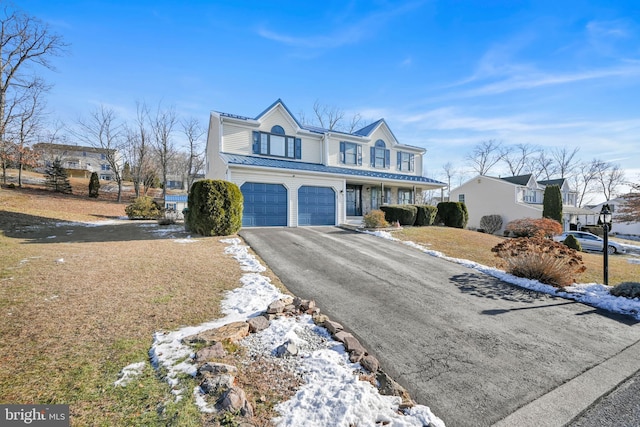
0, 175, 288, 426
394, 226, 640, 286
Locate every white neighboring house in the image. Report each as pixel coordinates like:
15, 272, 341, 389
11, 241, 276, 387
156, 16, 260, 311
205, 99, 445, 227
589, 199, 640, 237
33, 142, 122, 181
450, 174, 598, 233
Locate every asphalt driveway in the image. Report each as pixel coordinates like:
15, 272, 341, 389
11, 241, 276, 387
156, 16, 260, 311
239, 227, 640, 427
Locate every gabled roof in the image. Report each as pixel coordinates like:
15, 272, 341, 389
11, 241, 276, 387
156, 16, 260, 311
538, 178, 566, 187
254, 98, 304, 129
500, 174, 533, 186
353, 119, 384, 136
220, 153, 445, 185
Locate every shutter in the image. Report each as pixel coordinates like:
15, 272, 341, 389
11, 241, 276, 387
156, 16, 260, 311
252, 131, 260, 154
357, 144, 362, 165
295, 138, 302, 159
397, 152, 402, 170
409, 154, 415, 172
385, 149, 390, 169
340, 141, 345, 163
370, 147, 375, 167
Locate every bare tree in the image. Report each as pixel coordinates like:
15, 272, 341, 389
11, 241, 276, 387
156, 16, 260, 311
73, 106, 125, 201
6, 78, 47, 186
552, 146, 580, 178
300, 100, 363, 132
532, 151, 557, 180
593, 159, 626, 201
151, 103, 178, 198
125, 101, 156, 197
466, 139, 504, 176
571, 160, 600, 207
500, 143, 539, 176
442, 161, 455, 200
181, 116, 205, 192
0, 5, 67, 171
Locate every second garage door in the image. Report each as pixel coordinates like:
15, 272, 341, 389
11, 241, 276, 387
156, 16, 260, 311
241, 182, 287, 227
298, 186, 336, 226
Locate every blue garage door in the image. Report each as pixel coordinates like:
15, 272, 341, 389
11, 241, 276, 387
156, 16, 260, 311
298, 186, 335, 226
241, 182, 287, 227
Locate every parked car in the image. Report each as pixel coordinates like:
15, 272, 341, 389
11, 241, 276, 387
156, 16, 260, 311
553, 231, 626, 254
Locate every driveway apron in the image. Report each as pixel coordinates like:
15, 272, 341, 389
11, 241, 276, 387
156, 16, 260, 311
239, 227, 640, 427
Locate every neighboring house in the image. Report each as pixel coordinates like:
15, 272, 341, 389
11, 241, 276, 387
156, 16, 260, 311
165, 194, 188, 219
450, 174, 598, 233
589, 199, 640, 237
205, 99, 445, 227
33, 143, 122, 181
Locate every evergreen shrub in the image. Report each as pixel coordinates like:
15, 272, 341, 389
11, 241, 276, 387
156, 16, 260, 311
125, 196, 162, 219
186, 179, 243, 236
379, 205, 418, 226
563, 234, 582, 251
363, 210, 389, 228
436, 202, 468, 228
610, 282, 640, 299
88, 172, 100, 198
414, 205, 438, 226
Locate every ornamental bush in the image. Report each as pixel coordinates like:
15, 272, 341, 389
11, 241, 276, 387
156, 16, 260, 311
414, 205, 438, 226
125, 196, 162, 219
610, 282, 640, 299
380, 205, 418, 226
491, 237, 586, 288
186, 179, 243, 236
479, 214, 503, 234
563, 234, 582, 252
543, 184, 563, 223
505, 217, 563, 238
436, 202, 468, 228
88, 172, 100, 198
363, 210, 389, 228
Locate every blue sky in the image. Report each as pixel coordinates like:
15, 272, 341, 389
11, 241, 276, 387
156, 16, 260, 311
20, 0, 640, 188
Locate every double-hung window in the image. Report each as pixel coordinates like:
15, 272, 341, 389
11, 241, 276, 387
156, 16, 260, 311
340, 142, 362, 165
252, 125, 301, 159
398, 189, 413, 204
397, 151, 415, 172
370, 140, 390, 169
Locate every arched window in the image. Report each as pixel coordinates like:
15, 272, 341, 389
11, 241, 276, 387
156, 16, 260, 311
271, 125, 285, 135
371, 140, 389, 168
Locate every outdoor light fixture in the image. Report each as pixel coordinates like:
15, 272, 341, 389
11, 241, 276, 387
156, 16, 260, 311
599, 205, 612, 286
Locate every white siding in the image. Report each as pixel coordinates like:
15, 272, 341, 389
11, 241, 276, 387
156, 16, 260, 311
222, 124, 252, 154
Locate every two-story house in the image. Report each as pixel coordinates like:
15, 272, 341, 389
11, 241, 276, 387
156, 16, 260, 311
450, 174, 598, 233
205, 99, 445, 227
33, 143, 121, 181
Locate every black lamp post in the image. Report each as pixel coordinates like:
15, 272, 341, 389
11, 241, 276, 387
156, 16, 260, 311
599, 205, 612, 286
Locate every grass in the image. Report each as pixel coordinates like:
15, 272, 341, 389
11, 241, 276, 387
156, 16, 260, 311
0, 172, 288, 426
2, 169, 637, 425
394, 226, 639, 286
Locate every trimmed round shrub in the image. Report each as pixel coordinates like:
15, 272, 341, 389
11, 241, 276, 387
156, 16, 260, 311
563, 234, 582, 252
380, 205, 418, 226
491, 237, 586, 288
186, 179, 243, 236
479, 214, 503, 234
505, 217, 563, 238
363, 209, 389, 228
125, 196, 162, 219
436, 202, 468, 228
414, 205, 438, 226
610, 282, 640, 299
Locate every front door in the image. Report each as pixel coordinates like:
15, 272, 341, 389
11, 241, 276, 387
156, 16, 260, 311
346, 185, 362, 216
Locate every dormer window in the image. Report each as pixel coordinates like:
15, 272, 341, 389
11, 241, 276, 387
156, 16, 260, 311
252, 127, 301, 159
371, 140, 390, 169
